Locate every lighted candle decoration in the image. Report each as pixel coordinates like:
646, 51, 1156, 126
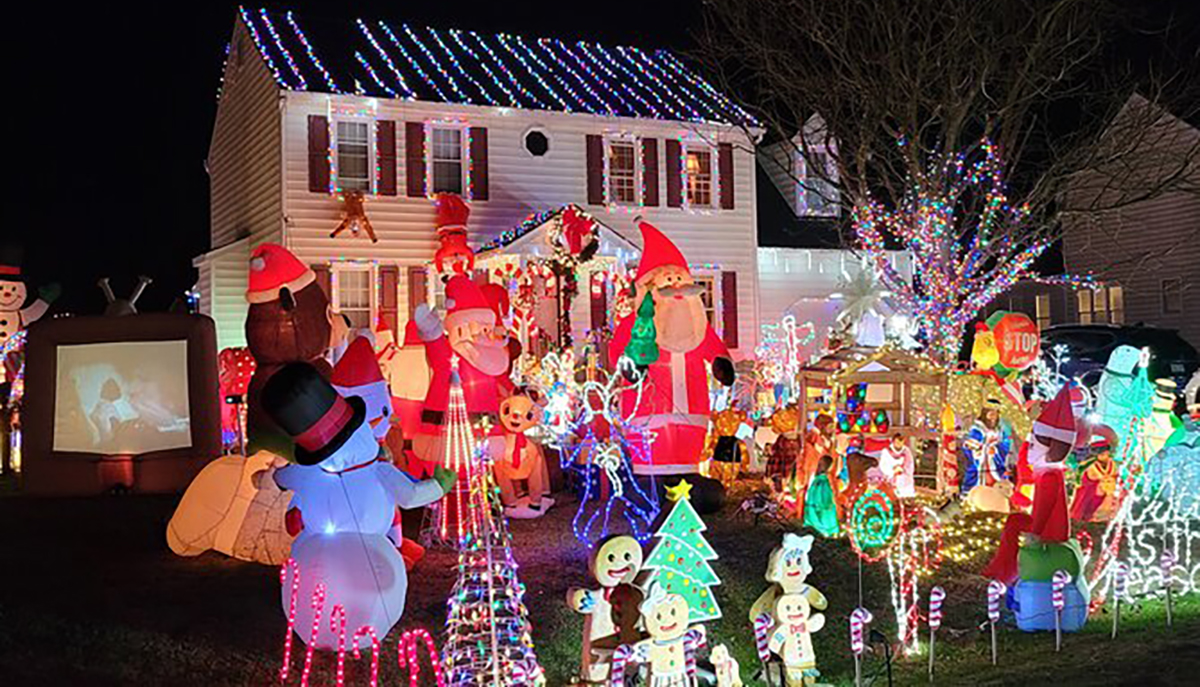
987, 580, 1006, 665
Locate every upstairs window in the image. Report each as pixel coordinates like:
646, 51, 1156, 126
685, 146, 713, 207
335, 121, 371, 193
693, 274, 717, 326
1078, 285, 1125, 324
1036, 293, 1052, 330
1161, 279, 1182, 314
607, 139, 638, 204
796, 149, 839, 217
431, 127, 465, 194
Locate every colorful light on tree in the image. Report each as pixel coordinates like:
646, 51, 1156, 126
641, 480, 722, 623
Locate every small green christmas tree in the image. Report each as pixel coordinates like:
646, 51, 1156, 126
642, 480, 722, 622
624, 292, 660, 367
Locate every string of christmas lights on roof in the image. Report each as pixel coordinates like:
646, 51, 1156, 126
286, 11, 338, 92
238, 10, 756, 124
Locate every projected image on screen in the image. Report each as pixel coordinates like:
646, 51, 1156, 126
54, 340, 192, 454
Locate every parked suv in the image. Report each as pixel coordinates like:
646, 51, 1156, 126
1041, 324, 1199, 391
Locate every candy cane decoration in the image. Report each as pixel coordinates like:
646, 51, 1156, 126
986, 580, 1005, 665
609, 645, 633, 687
1051, 571, 1070, 652
330, 605, 348, 687
928, 586, 945, 680
279, 558, 301, 682
850, 607, 872, 687
396, 628, 445, 687
1111, 561, 1128, 640
1161, 550, 1176, 628
753, 612, 773, 662
301, 584, 327, 687
684, 628, 705, 683
351, 626, 381, 687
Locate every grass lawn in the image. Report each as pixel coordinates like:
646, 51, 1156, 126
1, 480, 1197, 686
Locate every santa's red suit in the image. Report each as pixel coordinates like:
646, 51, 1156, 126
609, 221, 732, 475
983, 385, 1076, 585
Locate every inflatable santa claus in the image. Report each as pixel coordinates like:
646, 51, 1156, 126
411, 275, 510, 462
609, 221, 735, 491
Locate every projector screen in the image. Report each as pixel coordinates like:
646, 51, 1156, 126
54, 340, 192, 454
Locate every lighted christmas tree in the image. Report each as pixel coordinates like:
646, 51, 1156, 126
624, 292, 660, 367
440, 360, 545, 686
642, 480, 722, 622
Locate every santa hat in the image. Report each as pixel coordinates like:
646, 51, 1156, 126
246, 243, 315, 304
434, 193, 470, 235
1033, 385, 1078, 445
481, 283, 510, 320
402, 319, 423, 347
331, 337, 386, 390
444, 275, 491, 316
633, 219, 689, 284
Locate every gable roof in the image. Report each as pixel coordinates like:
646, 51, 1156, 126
755, 162, 845, 249
235, 8, 756, 126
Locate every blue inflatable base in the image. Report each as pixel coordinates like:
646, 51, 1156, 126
1014, 579, 1089, 632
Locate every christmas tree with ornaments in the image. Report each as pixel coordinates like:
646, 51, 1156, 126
641, 480, 723, 622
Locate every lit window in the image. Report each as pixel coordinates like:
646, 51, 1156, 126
430, 127, 464, 195
685, 147, 713, 207
1078, 286, 1127, 325
1109, 285, 1124, 324
333, 264, 373, 329
1036, 293, 1051, 330
336, 121, 370, 192
1077, 290, 1093, 324
796, 149, 839, 217
607, 140, 637, 204
1162, 279, 1183, 314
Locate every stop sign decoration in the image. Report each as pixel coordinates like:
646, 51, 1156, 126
992, 312, 1040, 370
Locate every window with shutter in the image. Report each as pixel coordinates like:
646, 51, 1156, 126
718, 142, 734, 209
378, 264, 399, 331
665, 139, 683, 207
307, 115, 331, 193
469, 126, 488, 200
642, 138, 660, 207
684, 146, 714, 207
721, 271, 739, 349
586, 134, 605, 205
407, 265, 428, 319
430, 127, 465, 195
376, 121, 397, 196
405, 122, 426, 197
332, 263, 375, 329
607, 138, 638, 205
335, 121, 371, 193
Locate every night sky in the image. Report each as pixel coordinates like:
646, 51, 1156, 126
5, 1, 1195, 316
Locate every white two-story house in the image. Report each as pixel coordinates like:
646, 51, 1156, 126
196, 8, 763, 361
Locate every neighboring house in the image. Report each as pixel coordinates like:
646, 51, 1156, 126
999, 96, 1199, 345
197, 8, 762, 355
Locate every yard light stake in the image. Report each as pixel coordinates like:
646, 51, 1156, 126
986, 580, 1005, 665
927, 586, 944, 681
1161, 551, 1175, 628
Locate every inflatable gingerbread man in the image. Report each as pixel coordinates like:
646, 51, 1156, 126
609, 221, 734, 486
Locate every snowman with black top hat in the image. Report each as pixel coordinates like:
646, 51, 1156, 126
265, 363, 456, 649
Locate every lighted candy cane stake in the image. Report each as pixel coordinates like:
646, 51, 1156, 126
1161, 551, 1176, 628
1111, 561, 1128, 640
1051, 571, 1070, 652
279, 558, 301, 682
351, 626, 380, 687
986, 580, 1005, 666
608, 644, 633, 687
396, 628, 446, 687
927, 586, 945, 681
753, 612, 774, 685
850, 607, 873, 687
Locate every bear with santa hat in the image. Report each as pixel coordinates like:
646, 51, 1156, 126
609, 220, 735, 505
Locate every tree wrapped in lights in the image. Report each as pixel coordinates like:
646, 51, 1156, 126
439, 364, 545, 686
853, 140, 1049, 360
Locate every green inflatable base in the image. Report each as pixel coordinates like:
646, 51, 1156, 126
1018, 538, 1084, 582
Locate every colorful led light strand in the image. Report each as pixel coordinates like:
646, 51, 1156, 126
259, 9, 307, 90
465, 31, 550, 111
238, 7, 288, 88
448, 29, 519, 107
495, 33, 570, 112
377, 21, 450, 102
355, 19, 415, 99
423, 26, 499, 106
286, 11, 338, 92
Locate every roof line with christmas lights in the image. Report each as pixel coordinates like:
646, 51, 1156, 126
235, 8, 757, 126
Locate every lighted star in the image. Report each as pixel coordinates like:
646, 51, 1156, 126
665, 480, 693, 502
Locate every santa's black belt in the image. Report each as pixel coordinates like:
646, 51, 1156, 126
421, 409, 499, 426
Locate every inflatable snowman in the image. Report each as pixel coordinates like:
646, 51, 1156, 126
264, 363, 455, 649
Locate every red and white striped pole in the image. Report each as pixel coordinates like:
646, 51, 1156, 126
1051, 570, 1070, 652
987, 580, 1006, 665
928, 586, 945, 681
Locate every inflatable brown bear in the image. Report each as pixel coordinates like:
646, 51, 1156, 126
244, 244, 332, 459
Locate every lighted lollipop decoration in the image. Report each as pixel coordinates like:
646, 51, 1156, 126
927, 586, 945, 680
986, 580, 1006, 665
849, 488, 899, 562
1051, 570, 1071, 652
850, 607, 873, 687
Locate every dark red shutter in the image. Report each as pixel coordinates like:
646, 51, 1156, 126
721, 271, 738, 349
718, 142, 734, 210
378, 264, 399, 331
407, 266, 427, 320
469, 127, 489, 201
642, 138, 659, 207
665, 139, 683, 208
376, 121, 397, 196
590, 277, 608, 331
312, 263, 332, 300
405, 122, 426, 198
307, 115, 331, 193
586, 134, 604, 205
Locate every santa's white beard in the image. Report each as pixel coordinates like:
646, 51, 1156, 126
454, 339, 509, 376
654, 293, 706, 352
